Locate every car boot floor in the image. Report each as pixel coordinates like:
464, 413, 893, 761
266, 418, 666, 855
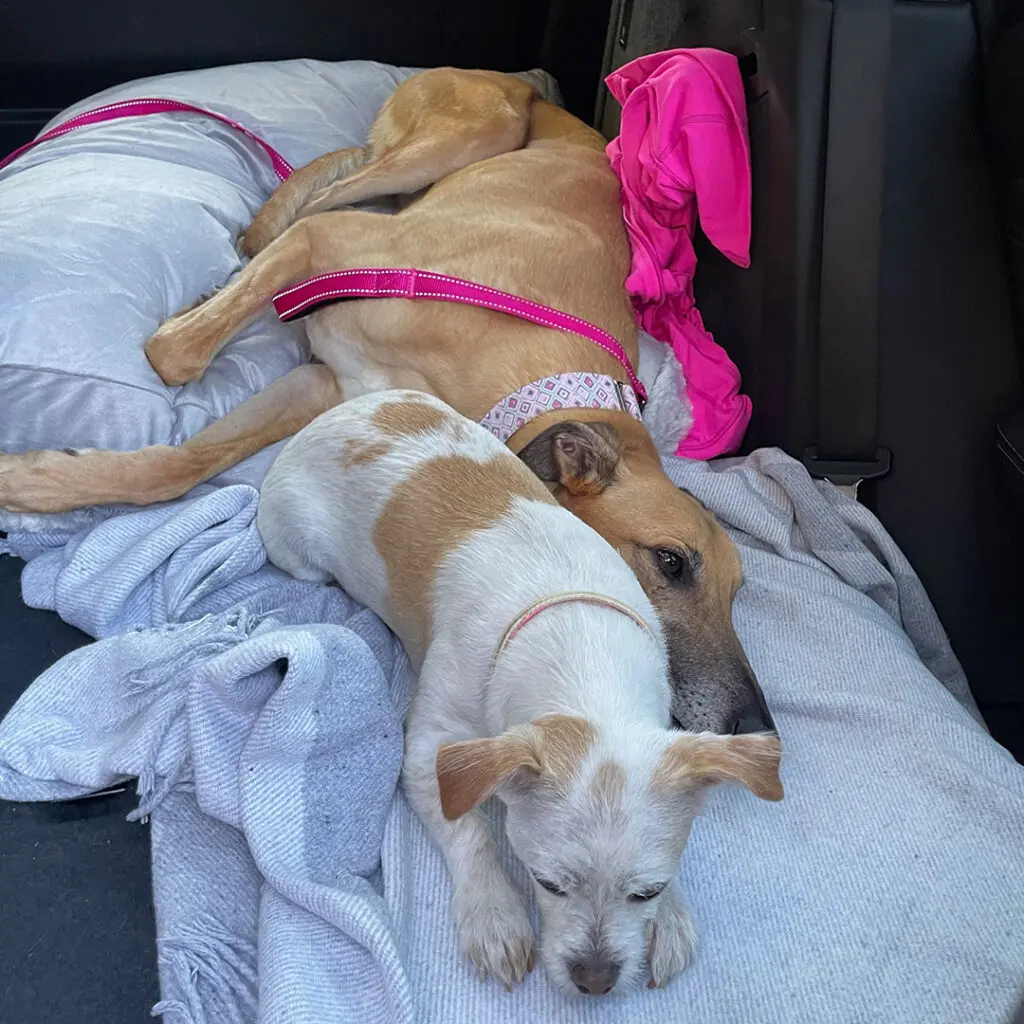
0, 554, 158, 1023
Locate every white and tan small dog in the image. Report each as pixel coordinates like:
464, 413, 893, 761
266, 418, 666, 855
257, 389, 783, 996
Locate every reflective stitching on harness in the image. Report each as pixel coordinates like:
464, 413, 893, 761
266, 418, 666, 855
272, 267, 647, 403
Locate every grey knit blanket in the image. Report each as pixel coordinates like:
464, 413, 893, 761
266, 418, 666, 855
1, 449, 1022, 1024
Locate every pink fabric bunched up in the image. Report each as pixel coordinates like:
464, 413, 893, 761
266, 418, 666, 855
606, 48, 753, 459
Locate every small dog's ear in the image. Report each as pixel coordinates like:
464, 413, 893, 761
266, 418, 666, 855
658, 732, 783, 802
518, 421, 622, 496
436, 732, 541, 820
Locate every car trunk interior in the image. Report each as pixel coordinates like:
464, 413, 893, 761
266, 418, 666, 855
1, 0, 1021, 1018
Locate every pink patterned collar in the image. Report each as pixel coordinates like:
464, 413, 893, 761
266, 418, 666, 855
480, 372, 642, 443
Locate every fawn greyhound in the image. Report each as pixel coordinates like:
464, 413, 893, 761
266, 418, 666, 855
0, 67, 773, 736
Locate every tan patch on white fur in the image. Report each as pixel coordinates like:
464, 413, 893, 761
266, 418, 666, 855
534, 715, 596, 791
589, 758, 626, 814
652, 733, 783, 802
435, 714, 594, 819
372, 398, 465, 439
373, 453, 556, 658
339, 437, 394, 468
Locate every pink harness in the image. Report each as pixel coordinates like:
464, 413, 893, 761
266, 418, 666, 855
274, 268, 646, 440
0, 98, 294, 179
2, 99, 647, 443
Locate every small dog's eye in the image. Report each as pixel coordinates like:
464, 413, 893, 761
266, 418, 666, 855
628, 884, 666, 902
535, 876, 567, 897
654, 548, 697, 584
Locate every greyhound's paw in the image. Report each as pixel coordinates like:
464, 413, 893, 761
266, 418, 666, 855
645, 881, 696, 989
0, 449, 84, 514
144, 316, 212, 387
239, 218, 280, 259
453, 875, 535, 990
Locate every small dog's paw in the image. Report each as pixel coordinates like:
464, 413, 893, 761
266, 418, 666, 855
645, 883, 696, 989
452, 876, 535, 989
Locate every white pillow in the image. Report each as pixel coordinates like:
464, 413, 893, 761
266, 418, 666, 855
0, 60, 560, 534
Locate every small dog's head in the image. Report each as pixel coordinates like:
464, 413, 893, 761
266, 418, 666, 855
437, 716, 782, 995
519, 419, 775, 736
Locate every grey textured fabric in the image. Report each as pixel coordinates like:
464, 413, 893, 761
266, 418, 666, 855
670, 450, 982, 719
1, 450, 1023, 1023
0, 485, 416, 1022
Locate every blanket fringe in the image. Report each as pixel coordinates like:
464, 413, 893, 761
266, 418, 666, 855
152, 915, 258, 1024
126, 611, 258, 823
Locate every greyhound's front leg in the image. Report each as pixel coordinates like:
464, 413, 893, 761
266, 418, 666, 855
144, 220, 316, 386
145, 206, 399, 387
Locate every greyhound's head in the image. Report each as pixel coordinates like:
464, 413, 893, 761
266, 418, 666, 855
519, 418, 774, 735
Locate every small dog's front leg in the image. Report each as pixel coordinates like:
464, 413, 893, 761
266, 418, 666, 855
449, 829, 536, 989
404, 731, 534, 989
645, 878, 696, 989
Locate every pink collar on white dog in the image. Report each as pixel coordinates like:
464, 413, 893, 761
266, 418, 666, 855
495, 592, 657, 664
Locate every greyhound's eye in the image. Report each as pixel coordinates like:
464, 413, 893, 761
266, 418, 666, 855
535, 876, 568, 897
654, 548, 696, 584
628, 883, 666, 902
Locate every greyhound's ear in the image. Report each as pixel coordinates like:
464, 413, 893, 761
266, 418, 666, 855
677, 486, 711, 513
436, 731, 541, 820
656, 732, 784, 802
518, 421, 622, 496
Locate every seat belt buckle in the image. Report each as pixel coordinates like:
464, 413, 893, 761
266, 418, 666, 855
802, 446, 892, 488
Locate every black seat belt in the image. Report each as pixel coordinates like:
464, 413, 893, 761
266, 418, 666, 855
803, 0, 894, 487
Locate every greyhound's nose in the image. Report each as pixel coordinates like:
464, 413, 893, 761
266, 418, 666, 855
732, 707, 775, 734
730, 688, 776, 735
570, 960, 621, 995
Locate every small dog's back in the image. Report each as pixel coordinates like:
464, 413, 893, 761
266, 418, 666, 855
257, 389, 618, 669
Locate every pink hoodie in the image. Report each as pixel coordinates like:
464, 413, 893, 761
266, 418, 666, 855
606, 48, 753, 459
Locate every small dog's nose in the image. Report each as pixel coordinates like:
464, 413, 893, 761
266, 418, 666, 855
570, 960, 621, 995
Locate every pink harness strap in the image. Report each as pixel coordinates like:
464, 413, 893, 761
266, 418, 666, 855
0, 98, 294, 181
272, 268, 647, 404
